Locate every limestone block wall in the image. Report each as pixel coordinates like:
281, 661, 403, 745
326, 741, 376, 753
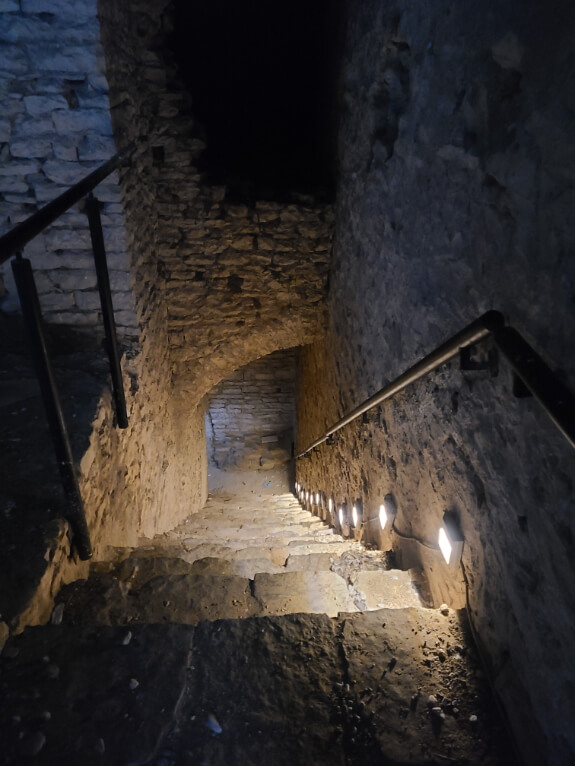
0, 0, 137, 333
97, 0, 334, 406
0, 0, 208, 562
207, 349, 296, 470
296, 1, 575, 764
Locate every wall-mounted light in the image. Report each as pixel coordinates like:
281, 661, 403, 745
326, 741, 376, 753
338, 506, 344, 526
379, 494, 397, 530
438, 511, 464, 567
328, 497, 333, 513
351, 499, 363, 528
315, 492, 320, 506
295, 482, 300, 492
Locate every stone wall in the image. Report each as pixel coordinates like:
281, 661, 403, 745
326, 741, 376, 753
0, 0, 208, 564
0, 0, 137, 333
97, 0, 334, 405
296, 1, 575, 764
207, 349, 296, 470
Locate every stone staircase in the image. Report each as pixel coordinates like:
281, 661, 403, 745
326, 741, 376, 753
54, 477, 423, 627
0, 472, 518, 766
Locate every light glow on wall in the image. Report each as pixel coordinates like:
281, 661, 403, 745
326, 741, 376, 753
315, 492, 320, 505
379, 504, 388, 529
352, 505, 358, 527
379, 494, 397, 531
439, 512, 464, 567
338, 507, 344, 526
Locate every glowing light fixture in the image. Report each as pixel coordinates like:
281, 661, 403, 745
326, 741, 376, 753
295, 482, 300, 492
438, 512, 464, 567
315, 492, 320, 505
328, 498, 333, 512
338, 507, 344, 526
351, 500, 363, 528
379, 494, 397, 530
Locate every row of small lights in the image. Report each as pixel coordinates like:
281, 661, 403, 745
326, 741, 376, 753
294, 482, 464, 567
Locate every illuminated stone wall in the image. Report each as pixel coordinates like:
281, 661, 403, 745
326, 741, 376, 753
296, 2, 575, 764
207, 349, 296, 471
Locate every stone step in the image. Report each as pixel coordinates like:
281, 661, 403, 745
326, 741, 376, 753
56, 567, 360, 626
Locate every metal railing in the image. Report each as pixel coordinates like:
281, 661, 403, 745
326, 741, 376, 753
0, 144, 135, 559
296, 310, 575, 457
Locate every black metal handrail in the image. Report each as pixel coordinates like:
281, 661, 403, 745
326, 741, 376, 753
0, 143, 134, 264
0, 144, 136, 559
296, 311, 575, 457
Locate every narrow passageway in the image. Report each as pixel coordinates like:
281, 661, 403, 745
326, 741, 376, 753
0, 462, 518, 765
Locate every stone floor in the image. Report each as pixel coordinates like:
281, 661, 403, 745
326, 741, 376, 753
0, 466, 519, 765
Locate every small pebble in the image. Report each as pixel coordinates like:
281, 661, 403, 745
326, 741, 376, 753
469, 714, 478, 724
39, 711, 51, 721
121, 631, 132, 646
19, 731, 46, 756
46, 664, 60, 679
205, 714, 222, 735
51, 604, 64, 625
129, 678, 139, 690
427, 695, 437, 707
439, 604, 449, 616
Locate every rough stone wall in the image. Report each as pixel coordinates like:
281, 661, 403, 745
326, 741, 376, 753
96, 0, 334, 405
0, 0, 208, 562
296, 2, 575, 765
207, 349, 296, 470
0, 0, 137, 333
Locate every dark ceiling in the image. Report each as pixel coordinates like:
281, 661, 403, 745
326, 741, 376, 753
170, 0, 343, 199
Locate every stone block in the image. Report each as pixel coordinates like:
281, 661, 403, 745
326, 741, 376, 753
33, 46, 98, 73
52, 137, 79, 161
40, 291, 75, 311
52, 269, 97, 291
0, 161, 39, 176
110, 291, 135, 312
109, 271, 132, 291
78, 135, 116, 161
43, 309, 99, 326
45, 228, 91, 251
11, 139, 52, 158
0, 47, 27, 73
74, 289, 101, 310
30, 251, 93, 270
24, 95, 69, 118
13, 117, 54, 137
21, 0, 97, 12
0, 118, 11, 142
43, 160, 97, 186
52, 109, 112, 135
0, 176, 29, 194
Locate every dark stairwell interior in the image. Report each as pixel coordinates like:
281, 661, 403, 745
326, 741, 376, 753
0, 0, 574, 764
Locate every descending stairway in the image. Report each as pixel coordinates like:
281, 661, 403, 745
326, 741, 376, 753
55, 476, 423, 627
0, 471, 518, 766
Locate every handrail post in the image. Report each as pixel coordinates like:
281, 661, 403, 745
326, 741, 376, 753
85, 193, 129, 428
11, 254, 93, 560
